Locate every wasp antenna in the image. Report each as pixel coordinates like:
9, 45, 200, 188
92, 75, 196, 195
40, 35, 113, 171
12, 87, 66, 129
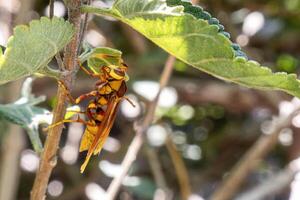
121, 62, 128, 68
124, 96, 136, 107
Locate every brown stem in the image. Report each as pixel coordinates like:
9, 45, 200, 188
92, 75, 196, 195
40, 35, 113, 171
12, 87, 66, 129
236, 160, 298, 200
106, 56, 176, 200
49, 0, 54, 18
210, 107, 300, 200
165, 136, 192, 200
145, 146, 170, 197
49, 0, 66, 71
77, 0, 91, 55
30, 1, 82, 199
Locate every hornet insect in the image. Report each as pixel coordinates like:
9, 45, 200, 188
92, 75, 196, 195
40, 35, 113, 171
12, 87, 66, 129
47, 50, 134, 173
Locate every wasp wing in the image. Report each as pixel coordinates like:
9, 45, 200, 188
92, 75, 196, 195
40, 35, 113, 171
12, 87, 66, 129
80, 96, 121, 173
79, 124, 98, 152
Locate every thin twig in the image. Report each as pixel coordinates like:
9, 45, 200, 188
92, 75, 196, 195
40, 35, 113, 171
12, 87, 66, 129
49, 0, 54, 19
210, 101, 300, 200
145, 147, 168, 189
166, 135, 192, 200
145, 145, 171, 199
106, 55, 176, 200
236, 157, 300, 200
77, 0, 91, 55
55, 53, 65, 70
48, 0, 66, 71
30, 1, 82, 199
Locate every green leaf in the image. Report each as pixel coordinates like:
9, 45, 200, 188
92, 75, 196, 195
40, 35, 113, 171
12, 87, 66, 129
0, 78, 50, 153
82, 0, 300, 98
79, 47, 122, 73
0, 17, 74, 85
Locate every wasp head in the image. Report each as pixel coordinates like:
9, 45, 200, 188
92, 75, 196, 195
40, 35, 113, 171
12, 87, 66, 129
102, 63, 128, 80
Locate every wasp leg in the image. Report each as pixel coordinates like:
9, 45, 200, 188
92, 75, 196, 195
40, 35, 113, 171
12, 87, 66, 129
66, 110, 85, 115
95, 81, 108, 92
58, 80, 98, 105
93, 53, 121, 59
77, 60, 100, 78
79, 65, 100, 78
58, 80, 76, 104
95, 80, 107, 87
123, 96, 136, 107
45, 116, 93, 131
66, 110, 85, 113
74, 90, 98, 104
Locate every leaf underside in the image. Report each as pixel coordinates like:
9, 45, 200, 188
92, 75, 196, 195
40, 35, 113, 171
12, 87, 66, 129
83, 0, 300, 98
0, 78, 49, 153
0, 17, 74, 85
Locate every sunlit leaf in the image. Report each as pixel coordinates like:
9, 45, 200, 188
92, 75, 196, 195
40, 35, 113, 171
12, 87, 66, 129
82, 0, 300, 98
0, 17, 74, 85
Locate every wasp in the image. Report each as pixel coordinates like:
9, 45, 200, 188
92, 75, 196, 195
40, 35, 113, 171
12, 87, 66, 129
48, 53, 134, 173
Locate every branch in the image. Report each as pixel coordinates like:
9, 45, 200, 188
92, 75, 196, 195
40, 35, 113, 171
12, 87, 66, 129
210, 98, 300, 200
145, 146, 171, 198
30, 1, 82, 199
49, 0, 65, 71
106, 55, 176, 200
165, 135, 192, 200
81, 5, 119, 19
49, 0, 54, 18
77, 0, 91, 54
235, 158, 300, 200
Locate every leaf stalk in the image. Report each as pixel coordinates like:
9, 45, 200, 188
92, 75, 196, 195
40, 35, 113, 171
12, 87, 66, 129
80, 5, 119, 19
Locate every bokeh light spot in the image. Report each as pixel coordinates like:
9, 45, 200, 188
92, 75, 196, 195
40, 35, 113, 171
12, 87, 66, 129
279, 128, 293, 146
133, 81, 178, 108
243, 11, 265, 36
147, 125, 168, 147
85, 183, 106, 200
44, 1, 66, 17
103, 137, 121, 153
121, 94, 141, 119
236, 34, 249, 47
183, 145, 202, 160
20, 149, 39, 172
47, 180, 64, 197
85, 30, 106, 47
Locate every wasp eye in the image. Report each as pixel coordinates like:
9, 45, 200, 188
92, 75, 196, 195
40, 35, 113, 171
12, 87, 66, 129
96, 107, 104, 114
113, 69, 125, 76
